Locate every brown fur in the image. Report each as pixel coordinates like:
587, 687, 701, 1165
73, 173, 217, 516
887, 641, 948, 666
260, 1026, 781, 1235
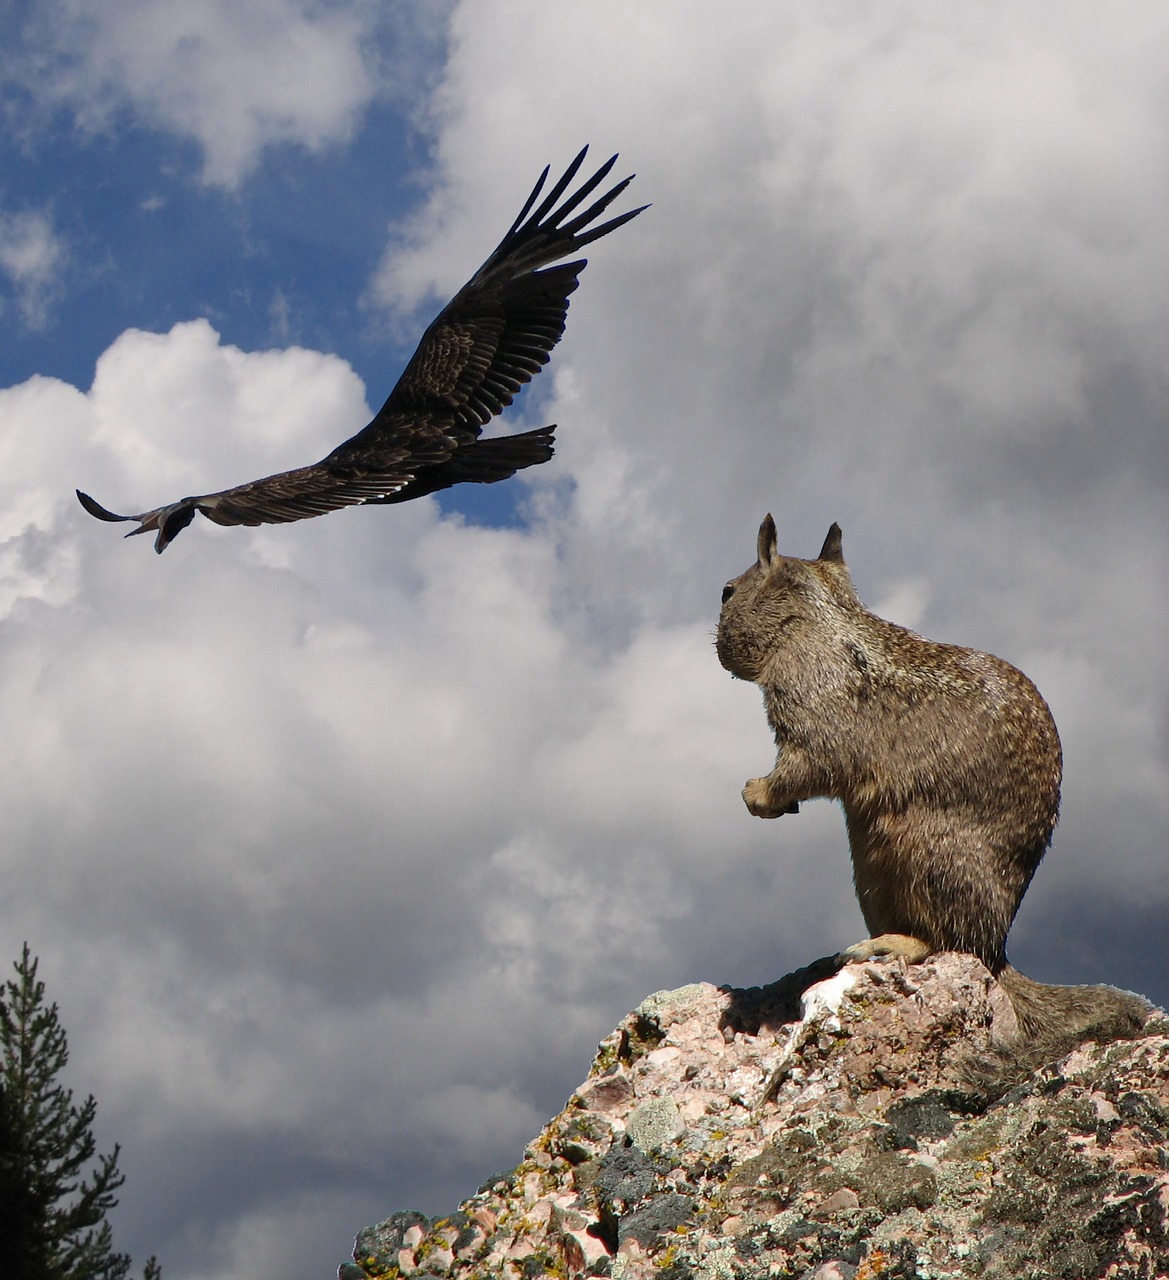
717, 515, 1152, 1085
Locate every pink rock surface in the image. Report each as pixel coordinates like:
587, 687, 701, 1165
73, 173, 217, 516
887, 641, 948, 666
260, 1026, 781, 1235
346, 954, 1167, 1280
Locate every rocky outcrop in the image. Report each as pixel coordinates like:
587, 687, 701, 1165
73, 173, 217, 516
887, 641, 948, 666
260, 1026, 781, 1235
341, 954, 1168, 1279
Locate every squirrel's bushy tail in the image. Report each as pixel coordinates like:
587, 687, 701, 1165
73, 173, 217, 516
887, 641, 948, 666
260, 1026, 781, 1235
964, 964, 1154, 1096
997, 964, 1151, 1042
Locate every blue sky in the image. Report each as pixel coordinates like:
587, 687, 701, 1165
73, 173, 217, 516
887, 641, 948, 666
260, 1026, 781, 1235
2, 81, 566, 530
1, 4, 1166, 1279
2, 105, 410, 378
1, 38, 449, 497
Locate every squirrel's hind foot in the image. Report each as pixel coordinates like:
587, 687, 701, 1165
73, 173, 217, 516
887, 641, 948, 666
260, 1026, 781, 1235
841, 933, 934, 964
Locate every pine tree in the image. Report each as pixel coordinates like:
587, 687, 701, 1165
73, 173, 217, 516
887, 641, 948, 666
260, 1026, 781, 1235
0, 943, 160, 1280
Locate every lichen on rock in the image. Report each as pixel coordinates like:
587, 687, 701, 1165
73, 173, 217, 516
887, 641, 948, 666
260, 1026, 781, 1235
342, 954, 1167, 1280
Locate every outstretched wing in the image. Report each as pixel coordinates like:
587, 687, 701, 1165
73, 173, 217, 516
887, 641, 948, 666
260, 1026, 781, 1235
77, 147, 646, 552
333, 146, 645, 469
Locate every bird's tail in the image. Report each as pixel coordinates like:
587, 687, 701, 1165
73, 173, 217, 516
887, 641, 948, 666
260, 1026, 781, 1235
370, 426, 556, 504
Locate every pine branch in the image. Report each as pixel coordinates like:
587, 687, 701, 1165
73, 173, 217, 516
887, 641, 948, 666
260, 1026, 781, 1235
0, 945, 160, 1280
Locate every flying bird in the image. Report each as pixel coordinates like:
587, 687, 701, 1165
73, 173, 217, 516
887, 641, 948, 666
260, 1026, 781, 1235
77, 147, 646, 553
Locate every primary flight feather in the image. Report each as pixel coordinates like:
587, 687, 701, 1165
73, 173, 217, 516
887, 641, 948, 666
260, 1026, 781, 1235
77, 147, 646, 553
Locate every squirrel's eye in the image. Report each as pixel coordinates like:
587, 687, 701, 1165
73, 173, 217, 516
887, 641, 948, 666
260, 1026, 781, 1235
721, 583, 735, 604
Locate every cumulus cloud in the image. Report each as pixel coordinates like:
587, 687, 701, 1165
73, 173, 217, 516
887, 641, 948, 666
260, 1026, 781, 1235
1, 3, 1166, 1278
0, 318, 800, 1277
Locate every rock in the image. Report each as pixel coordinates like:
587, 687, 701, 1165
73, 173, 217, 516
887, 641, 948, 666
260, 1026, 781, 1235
351, 1211, 431, 1274
342, 953, 1168, 1280
625, 1097, 685, 1154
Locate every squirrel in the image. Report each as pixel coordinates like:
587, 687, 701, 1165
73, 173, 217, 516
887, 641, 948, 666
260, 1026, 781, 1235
716, 513, 1154, 1089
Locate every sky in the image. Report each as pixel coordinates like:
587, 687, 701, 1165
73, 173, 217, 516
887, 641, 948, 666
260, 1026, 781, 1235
1, 1, 1166, 1276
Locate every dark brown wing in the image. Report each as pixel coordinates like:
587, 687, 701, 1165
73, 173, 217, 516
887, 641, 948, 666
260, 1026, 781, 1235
332, 146, 646, 467
76, 147, 646, 553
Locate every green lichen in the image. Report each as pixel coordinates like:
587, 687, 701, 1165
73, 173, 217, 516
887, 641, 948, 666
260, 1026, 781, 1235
936, 1113, 1008, 1163
590, 1039, 621, 1077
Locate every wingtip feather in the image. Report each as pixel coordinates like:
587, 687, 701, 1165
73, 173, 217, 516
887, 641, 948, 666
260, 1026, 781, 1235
77, 490, 132, 522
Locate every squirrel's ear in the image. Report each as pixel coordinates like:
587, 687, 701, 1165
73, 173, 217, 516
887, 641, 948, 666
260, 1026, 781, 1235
817, 523, 844, 563
757, 514, 778, 567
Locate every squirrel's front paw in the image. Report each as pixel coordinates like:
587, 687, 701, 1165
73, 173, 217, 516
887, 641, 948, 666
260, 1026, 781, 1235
742, 778, 799, 818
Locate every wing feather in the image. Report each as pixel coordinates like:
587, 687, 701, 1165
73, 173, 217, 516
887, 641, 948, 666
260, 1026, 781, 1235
331, 147, 648, 464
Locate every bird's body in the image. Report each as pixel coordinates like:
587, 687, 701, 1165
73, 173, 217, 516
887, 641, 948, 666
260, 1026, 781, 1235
77, 148, 645, 552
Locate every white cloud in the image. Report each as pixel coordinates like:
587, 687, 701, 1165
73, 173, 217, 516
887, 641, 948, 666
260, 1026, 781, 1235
0, 208, 67, 327
15, 0, 445, 187
83, 319, 369, 492
369, 1, 1167, 628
